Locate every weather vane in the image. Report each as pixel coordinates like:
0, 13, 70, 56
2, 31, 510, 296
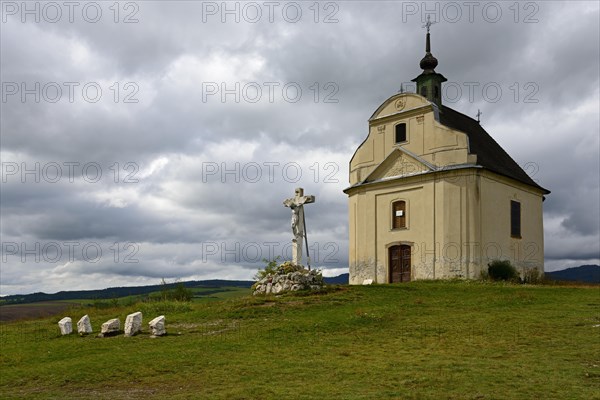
476, 109, 483, 123
422, 15, 436, 33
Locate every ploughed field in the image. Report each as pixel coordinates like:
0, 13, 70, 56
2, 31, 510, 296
0, 301, 77, 322
0, 281, 598, 399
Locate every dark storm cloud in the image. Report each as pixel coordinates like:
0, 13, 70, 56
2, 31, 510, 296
1, 1, 598, 294
1, 181, 194, 243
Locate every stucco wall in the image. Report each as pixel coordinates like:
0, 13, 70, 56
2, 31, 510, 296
479, 172, 545, 275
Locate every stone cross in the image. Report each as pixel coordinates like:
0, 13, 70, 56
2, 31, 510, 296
283, 187, 315, 266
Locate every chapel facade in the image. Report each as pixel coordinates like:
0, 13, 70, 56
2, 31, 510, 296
344, 28, 549, 284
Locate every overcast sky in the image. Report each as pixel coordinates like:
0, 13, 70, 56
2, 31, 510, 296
1, 1, 598, 295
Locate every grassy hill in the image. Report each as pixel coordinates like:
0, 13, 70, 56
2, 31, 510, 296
0, 281, 598, 399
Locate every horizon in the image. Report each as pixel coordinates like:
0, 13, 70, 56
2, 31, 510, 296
4, 266, 600, 298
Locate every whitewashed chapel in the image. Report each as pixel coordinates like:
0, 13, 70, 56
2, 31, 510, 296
344, 25, 549, 284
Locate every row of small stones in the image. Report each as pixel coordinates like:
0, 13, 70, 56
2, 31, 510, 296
58, 312, 166, 338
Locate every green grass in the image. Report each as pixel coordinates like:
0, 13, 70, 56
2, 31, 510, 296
1, 281, 599, 399
190, 286, 250, 301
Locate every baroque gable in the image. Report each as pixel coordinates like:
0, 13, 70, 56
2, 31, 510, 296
369, 93, 432, 123
363, 147, 435, 183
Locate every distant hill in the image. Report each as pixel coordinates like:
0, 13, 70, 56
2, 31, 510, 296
324, 273, 349, 284
0, 274, 350, 305
0, 279, 254, 305
546, 265, 600, 284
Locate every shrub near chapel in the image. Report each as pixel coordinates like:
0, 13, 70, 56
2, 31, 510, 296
487, 260, 520, 282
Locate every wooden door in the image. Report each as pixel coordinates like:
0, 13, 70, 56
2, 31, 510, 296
389, 245, 411, 283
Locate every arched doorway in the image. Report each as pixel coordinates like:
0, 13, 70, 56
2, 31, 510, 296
389, 245, 411, 283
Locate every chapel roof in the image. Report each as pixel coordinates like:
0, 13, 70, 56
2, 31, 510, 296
438, 105, 550, 194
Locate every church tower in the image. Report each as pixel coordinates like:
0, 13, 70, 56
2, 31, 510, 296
344, 25, 549, 285
411, 17, 446, 108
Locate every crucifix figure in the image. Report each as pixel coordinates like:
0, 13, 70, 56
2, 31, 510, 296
283, 187, 315, 266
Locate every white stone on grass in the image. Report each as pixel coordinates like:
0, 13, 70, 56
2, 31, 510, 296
77, 315, 93, 335
99, 318, 120, 337
58, 317, 72, 335
124, 311, 143, 337
362, 279, 374, 285
149, 315, 166, 336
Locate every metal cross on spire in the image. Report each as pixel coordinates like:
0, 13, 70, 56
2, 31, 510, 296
476, 109, 483, 123
422, 15, 436, 33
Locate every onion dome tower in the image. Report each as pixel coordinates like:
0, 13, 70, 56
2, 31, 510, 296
411, 17, 447, 108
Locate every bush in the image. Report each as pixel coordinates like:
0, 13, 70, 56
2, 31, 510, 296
152, 279, 194, 302
254, 257, 281, 281
169, 283, 194, 301
522, 267, 542, 284
487, 260, 519, 282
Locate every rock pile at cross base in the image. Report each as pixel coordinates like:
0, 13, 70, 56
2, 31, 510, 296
253, 261, 325, 295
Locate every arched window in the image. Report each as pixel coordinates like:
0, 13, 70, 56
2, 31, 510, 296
434, 85, 439, 99
420, 86, 427, 97
395, 123, 407, 143
392, 201, 406, 229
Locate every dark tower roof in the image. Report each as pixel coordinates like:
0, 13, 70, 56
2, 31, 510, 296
412, 19, 446, 108
419, 30, 439, 72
